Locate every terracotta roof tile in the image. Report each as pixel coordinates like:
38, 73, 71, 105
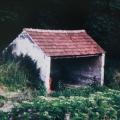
24, 28, 105, 57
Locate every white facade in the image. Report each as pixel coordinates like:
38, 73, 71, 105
4, 31, 51, 92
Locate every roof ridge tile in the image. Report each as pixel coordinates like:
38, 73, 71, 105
24, 28, 86, 33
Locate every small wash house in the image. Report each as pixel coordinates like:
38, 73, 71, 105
4, 28, 105, 92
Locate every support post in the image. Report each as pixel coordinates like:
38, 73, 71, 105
101, 53, 105, 85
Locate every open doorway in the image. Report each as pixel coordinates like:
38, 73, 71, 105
50, 56, 101, 90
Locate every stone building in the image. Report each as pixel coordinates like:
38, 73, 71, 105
4, 28, 105, 92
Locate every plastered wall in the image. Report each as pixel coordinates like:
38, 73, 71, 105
4, 31, 51, 92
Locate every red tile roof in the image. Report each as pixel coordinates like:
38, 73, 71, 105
24, 28, 104, 57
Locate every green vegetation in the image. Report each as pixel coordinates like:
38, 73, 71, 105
105, 59, 120, 89
0, 60, 28, 91
0, 57, 46, 96
0, 59, 120, 119
0, 95, 6, 108
0, 111, 8, 120
0, 87, 119, 120
50, 86, 106, 97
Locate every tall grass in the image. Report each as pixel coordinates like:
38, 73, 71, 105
0, 60, 29, 91
0, 56, 46, 95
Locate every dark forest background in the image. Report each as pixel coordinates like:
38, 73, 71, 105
0, 0, 120, 58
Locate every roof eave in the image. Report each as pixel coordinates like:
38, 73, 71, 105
51, 53, 104, 59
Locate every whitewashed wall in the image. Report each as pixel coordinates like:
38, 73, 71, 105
100, 53, 105, 85
4, 31, 51, 92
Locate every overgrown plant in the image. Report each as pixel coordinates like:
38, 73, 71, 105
0, 60, 28, 91
18, 55, 47, 95
105, 59, 120, 90
0, 55, 46, 95
50, 86, 107, 97
7, 88, 120, 120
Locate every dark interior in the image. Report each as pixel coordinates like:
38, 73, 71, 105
50, 56, 101, 90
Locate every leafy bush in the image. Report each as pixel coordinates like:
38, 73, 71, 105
0, 111, 8, 120
105, 69, 120, 90
17, 55, 47, 95
105, 59, 120, 90
0, 87, 118, 120
0, 55, 46, 95
0, 95, 6, 107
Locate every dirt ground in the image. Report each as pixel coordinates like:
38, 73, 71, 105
0, 86, 21, 112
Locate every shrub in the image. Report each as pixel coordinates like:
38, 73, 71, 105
5, 87, 120, 120
7, 94, 118, 120
0, 55, 46, 95
0, 111, 8, 120
0, 95, 6, 107
0, 60, 28, 91
18, 55, 47, 95
105, 59, 120, 90
112, 71, 120, 89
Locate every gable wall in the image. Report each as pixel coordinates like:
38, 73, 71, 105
4, 31, 51, 92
